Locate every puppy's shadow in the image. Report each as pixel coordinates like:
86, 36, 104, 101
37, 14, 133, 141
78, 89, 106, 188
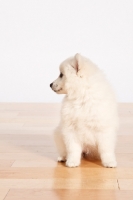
5, 134, 103, 168
3, 133, 58, 161
82, 154, 103, 168
57, 158, 103, 168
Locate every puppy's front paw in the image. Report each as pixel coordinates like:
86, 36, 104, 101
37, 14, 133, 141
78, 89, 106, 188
66, 158, 80, 168
57, 156, 66, 162
101, 153, 117, 168
102, 160, 117, 168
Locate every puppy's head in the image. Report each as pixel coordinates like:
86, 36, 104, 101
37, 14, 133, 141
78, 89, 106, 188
50, 70, 66, 94
50, 53, 94, 96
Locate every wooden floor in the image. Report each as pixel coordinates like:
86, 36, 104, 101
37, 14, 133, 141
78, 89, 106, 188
0, 103, 133, 200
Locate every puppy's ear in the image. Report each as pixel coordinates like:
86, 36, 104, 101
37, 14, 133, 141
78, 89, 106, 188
74, 53, 81, 71
74, 53, 84, 77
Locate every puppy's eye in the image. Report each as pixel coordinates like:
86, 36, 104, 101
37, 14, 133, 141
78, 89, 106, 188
59, 73, 63, 78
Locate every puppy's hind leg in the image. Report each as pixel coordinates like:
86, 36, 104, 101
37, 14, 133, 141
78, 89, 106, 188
97, 128, 117, 168
54, 127, 66, 162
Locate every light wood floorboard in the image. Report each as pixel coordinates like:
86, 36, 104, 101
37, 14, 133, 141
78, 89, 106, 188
0, 103, 132, 199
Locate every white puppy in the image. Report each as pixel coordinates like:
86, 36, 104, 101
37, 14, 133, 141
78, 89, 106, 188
50, 54, 119, 168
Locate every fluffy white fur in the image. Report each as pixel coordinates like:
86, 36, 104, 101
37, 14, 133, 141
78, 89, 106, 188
50, 53, 119, 168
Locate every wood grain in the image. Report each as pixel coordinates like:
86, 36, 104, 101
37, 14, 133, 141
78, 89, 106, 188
0, 189, 9, 200
4, 190, 133, 200
0, 103, 132, 199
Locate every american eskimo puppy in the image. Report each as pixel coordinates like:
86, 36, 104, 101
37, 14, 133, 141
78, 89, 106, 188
50, 54, 119, 168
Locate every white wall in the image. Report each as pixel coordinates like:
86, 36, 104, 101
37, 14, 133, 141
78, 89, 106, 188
0, 0, 133, 102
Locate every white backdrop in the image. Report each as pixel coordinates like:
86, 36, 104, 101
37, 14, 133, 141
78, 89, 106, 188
0, 0, 133, 102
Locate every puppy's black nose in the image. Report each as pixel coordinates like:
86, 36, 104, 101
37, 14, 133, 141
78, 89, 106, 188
50, 83, 53, 88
